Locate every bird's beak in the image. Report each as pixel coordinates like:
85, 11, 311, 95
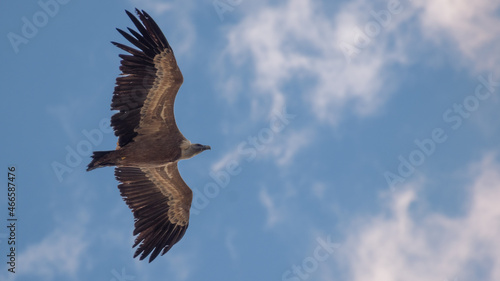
204, 145, 211, 151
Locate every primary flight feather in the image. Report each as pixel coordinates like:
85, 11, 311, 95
87, 9, 210, 262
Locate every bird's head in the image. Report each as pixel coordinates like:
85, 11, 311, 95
180, 143, 211, 160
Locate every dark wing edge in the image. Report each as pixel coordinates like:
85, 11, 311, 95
110, 9, 182, 148
115, 162, 193, 262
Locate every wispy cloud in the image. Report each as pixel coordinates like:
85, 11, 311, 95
331, 153, 500, 281
47, 98, 98, 143
129, 0, 172, 14
222, 0, 500, 126
414, 0, 500, 73
15, 220, 90, 280
211, 145, 242, 173
268, 128, 313, 166
211, 127, 311, 173
222, 0, 406, 124
210, 106, 298, 173
259, 187, 282, 228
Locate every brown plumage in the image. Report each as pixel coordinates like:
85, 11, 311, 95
87, 9, 210, 262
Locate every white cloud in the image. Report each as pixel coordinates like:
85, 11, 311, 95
130, 0, 172, 14
210, 127, 309, 174
3, 175, 95, 281
331, 153, 500, 281
164, 250, 196, 281
222, 0, 500, 125
259, 187, 282, 228
211, 103, 303, 171
414, 0, 500, 73
223, 0, 406, 124
16, 225, 89, 280
211, 145, 242, 173
47, 97, 99, 143
269, 128, 312, 166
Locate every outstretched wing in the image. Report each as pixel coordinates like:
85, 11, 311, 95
111, 9, 185, 149
115, 162, 193, 262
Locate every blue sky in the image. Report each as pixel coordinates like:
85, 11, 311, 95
1, 0, 500, 280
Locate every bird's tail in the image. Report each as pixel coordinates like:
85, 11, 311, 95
87, 150, 117, 171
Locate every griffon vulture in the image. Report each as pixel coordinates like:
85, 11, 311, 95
87, 9, 210, 262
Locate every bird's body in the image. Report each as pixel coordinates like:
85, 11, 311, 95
88, 138, 190, 168
87, 9, 210, 262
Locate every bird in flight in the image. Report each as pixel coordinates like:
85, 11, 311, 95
87, 8, 211, 262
